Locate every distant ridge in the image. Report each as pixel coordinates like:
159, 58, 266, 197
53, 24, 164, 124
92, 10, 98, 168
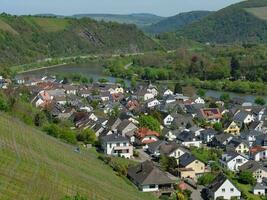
72, 13, 165, 27
176, 0, 267, 43
144, 11, 212, 34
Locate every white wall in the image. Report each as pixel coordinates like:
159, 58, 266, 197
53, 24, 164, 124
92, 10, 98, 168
214, 179, 241, 200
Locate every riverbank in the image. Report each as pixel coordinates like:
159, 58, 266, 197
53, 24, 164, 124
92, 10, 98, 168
17, 63, 68, 74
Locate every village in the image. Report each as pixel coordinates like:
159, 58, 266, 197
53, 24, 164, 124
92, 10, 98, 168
4, 74, 267, 200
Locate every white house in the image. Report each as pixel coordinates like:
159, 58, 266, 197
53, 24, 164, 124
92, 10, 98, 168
194, 97, 205, 104
207, 173, 241, 200
251, 148, 267, 161
160, 143, 187, 159
163, 114, 174, 126
88, 113, 98, 122
163, 89, 174, 97
253, 183, 267, 196
101, 134, 133, 158
147, 98, 160, 108
220, 152, 248, 171
143, 92, 155, 101
233, 111, 255, 126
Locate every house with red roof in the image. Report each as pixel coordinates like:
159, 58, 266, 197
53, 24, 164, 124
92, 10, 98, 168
135, 128, 160, 145
198, 108, 222, 124
250, 146, 267, 161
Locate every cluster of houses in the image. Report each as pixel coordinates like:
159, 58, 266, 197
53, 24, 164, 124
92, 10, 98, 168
16, 75, 267, 200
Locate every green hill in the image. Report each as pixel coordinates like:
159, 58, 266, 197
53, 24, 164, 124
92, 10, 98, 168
176, 0, 267, 43
0, 113, 156, 200
72, 13, 164, 27
143, 11, 212, 34
0, 14, 159, 68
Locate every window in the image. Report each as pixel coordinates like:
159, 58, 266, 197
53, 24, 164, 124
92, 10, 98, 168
230, 188, 234, 192
109, 143, 112, 148
149, 185, 156, 189
222, 188, 225, 192
123, 142, 127, 146
116, 143, 120, 147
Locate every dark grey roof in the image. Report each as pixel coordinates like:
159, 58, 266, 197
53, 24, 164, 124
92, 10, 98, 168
233, 111, 250, 123
127, 161, 174, 185
208, 173, 229, 193
147, 140, 167, 154
160, 143, 187, 156
227, 138, 249, 149
177, 131, 199, 142
239, 160, 267, 172
200, 128, 217, 136
240, 130, 263, 138
117, 120, 135, 132
213, 133, 232, 143
101, 134, 129, 143
179, 153, 197, 167
254, 134, 267, 146
254, 183, 267, 190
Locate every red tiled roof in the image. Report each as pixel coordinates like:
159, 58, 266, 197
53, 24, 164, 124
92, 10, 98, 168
250, 146, 267, 154
135, 127, 160, 139
200, 108, 222, 119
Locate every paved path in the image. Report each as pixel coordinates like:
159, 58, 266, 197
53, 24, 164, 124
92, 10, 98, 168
185, 183, 204, 200
132, 149, 151, 162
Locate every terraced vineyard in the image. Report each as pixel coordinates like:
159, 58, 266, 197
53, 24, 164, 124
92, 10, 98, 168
0, 113, 156, 200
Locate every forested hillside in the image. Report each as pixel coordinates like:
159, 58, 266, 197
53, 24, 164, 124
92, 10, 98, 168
175, 0, 267, 43
0, 14, 159, 67
144, 11, 211, 34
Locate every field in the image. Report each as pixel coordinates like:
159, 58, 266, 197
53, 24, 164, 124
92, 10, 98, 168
25, 17, 70, 32
245, 7, 267, 21
0, 113, 156, 200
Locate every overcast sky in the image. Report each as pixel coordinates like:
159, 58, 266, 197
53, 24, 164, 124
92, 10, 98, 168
0, 0, 243, 17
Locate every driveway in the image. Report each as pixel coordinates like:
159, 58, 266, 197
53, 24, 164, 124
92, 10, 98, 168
185, 183, 204, 200
132, 149, 151, 162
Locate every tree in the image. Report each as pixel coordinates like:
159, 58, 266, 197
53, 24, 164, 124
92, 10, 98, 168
139, 115, 161, 133
230, 56, 241, 80
238, 170, 256, 185
213, 122, 223, 132
160, 156, 177, 172
255, 97, 266, 105
77, 128, 97, 145
130, 77, 137, 88
174, 82, 183, 94
197, 89, 206, 98
220, 93, 230, 103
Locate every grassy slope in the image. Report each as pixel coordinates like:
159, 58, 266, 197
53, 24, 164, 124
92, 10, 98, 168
24, 17, 71, 32
0, 113, 156, 200
246, 6, 267, 21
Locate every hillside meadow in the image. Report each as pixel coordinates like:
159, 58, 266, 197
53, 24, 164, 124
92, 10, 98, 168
0, 113, 157, 200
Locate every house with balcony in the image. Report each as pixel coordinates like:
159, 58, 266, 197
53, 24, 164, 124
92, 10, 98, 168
101, 133, 133, 158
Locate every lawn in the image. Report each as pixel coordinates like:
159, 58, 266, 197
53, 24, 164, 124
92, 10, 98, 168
0, 113, 157, 200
